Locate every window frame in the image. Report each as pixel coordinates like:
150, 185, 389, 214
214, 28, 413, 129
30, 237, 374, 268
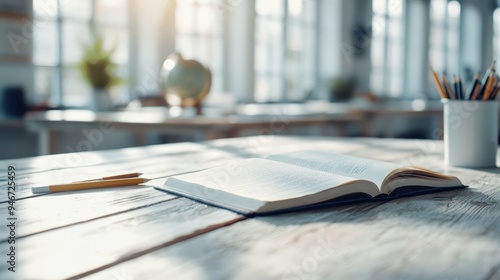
174, 0, 225, 95
253, 0, 319, 103
428, 0, 461, 75
494, 7, 500, 65
370, 0, 406, 97
32, 0, 130, 107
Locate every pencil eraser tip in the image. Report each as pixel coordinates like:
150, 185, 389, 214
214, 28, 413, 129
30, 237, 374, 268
32, 186, 50, 194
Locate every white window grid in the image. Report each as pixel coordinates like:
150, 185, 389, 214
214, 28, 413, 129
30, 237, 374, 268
429, 0, 461, 77
254, 0, 318, 103
370, 0, 405, 97
175, 0, 224, 94
33, 0, 129, 107
494, 8, 500, 65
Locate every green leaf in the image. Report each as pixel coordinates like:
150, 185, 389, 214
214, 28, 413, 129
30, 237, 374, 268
78, 33, 123, 90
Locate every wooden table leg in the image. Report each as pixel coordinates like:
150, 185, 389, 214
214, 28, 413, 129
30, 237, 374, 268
133, 132, 148, 146
38, 130, 58, 155
336, 123, 347, 137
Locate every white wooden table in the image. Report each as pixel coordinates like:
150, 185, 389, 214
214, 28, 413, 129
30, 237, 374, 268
0, 136, 499, 279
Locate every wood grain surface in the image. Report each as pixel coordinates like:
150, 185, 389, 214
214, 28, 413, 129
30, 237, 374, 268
0, 136, 499, 280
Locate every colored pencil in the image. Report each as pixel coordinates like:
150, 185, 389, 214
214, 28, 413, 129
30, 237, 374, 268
430, 68, 447, 99
468, 73, 481, 100
443, 74, 456, 99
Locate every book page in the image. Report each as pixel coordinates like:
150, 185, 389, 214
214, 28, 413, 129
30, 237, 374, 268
268, 150, 403, 189
168, 158, 365, 202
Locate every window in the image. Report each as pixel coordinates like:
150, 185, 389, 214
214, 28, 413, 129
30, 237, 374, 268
254, 0, 317, 102
494, 8, 500, 63
429, 0, 461, 75
33, 0, 129, 107
370, 0, 405, 97
175, 0, 224, 93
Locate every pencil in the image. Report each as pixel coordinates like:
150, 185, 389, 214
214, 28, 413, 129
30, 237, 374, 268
478, 61, 496, 99
481, 61, 496, 85
468, 73, 481, 100
489, 74, 497, 100
443, 74, 456, 99
431, 68, 447, 99
482, 71, 496, 100
458, 76, 464, 100
491, 80, 500, 100
31, 177, 150, 194
453, 76, 459, 99
78, 172, 143, 182
442, 76, 451, 98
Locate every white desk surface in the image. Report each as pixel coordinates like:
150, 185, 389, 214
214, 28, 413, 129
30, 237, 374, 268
0, 136, 498, 279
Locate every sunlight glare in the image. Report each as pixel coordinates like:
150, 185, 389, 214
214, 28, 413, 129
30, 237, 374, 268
431, 0, 447, 19
163, 58, 175, 71
388, 0, 402, 16
448, 1, 461, 18
256, 0, 283, 17
494, 9, 500, 61
411, 99, 426, 111
198, 5, 216, 32
372, 0, 386, 15
289, 0, 302, 17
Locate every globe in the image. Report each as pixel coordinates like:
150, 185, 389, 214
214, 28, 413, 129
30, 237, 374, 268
160, 53, 212, 110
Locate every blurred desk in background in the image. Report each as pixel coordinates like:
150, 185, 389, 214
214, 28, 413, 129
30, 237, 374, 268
24, 105, 365, 155
0, 118, 38, 159
23, 100, 446, 155
246, 100, 445, 138
357, 100, 444, 138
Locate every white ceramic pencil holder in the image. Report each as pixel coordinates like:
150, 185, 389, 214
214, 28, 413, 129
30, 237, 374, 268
443, 100, 498, 167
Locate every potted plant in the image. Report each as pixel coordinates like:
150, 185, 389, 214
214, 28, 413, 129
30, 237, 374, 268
329, 77, 355, 102
78, 34, 122, 111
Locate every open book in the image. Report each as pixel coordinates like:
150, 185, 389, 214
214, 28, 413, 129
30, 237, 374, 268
156, 150, 465, 215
